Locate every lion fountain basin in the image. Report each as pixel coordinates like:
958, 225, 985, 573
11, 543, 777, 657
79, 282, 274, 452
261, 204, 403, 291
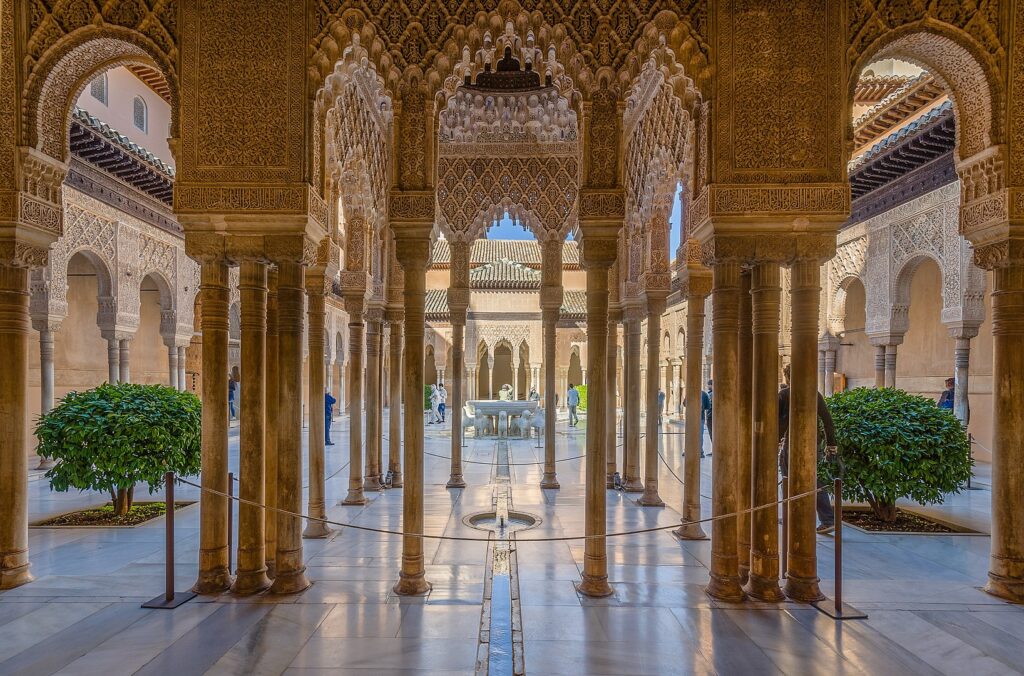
468, 400, 539, 437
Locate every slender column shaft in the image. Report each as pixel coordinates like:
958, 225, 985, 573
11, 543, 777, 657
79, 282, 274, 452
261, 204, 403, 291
342, 310, 367, 505
676, 286, 708, 539
823, 350, 837, 396
193, 260, 232, 593
377, 343, 385, 479
107, 338, 118, 383
745, 263, 784, 600
785, 259, 824, 602
177, 346, 187, 391
953, 337, 971, 425
541, 308, 559, 488
393, 239, 431, 596
623, 317, 643, 492
817, 350, 826, 395
233, 261, 271, 593
737, 271, 753, 584
304, 285, 331, 537
884, 345, 898, 388
577, 258, 613, 598
389, 319, 404, 486
0, 265, 33, 589
168, 343, 178, 389
118, 338, 130, 383
270, 261, 310, 594
448, 321, 466, 487
986, 265, 1024, 602
639, 299, 665, 506
363, 317, 383, 491
35, 328, 57, 471
873, 344, 886, 388
706, 261, 744, 601
264, 271, 279, 576
605, 315, 618, 486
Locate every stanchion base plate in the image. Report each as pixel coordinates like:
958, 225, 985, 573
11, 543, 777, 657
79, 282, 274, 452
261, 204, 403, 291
811, 599, 867, 620
142, 591, 197, 609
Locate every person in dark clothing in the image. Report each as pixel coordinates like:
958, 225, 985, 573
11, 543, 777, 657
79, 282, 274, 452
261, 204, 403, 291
778, 365, 838, 533
228, 375, 237, 420
325, 391, 337, 446
937, 377, 955, 410
704, 380, 713, 442
700, 389, 711, 457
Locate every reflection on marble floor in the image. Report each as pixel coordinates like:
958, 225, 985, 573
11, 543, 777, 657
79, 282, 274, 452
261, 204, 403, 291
2, 412, 1022, 675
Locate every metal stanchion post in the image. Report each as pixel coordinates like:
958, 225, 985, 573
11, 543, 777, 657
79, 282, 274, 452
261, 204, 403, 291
813, 477, 866, 620
142, 472, 196, 609
227, 471, 234, 574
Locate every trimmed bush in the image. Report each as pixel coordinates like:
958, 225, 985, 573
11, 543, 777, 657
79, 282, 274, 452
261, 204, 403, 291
575, 385, 588, 411
823, 387, 971, 522
35, 383, 201, 515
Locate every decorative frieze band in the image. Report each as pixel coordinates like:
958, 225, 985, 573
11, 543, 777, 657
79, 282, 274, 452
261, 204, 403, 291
175, 184, 328, 229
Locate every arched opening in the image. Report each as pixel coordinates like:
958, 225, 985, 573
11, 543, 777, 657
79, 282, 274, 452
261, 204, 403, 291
836, 278, 874, 388
424, 344, 437, 388
567, 350, 583, 393
134, 273, 173, 385
492, 343, 514, 400
517, 342, 529, 400
898, 258, 954, 396
477, 344, 491, 400
52, 252, 112, 397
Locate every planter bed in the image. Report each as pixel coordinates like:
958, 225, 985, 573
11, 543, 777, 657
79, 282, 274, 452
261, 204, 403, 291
840, 506, 982, 535
32, 501, 194, 528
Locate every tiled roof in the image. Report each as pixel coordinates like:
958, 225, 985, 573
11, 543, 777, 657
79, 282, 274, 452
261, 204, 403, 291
425, 289, 448, 317
560, 290, 586, 318
848, 100, 953, 173
469, 258, 541, 289
423, 288, 585, 319
431, 239, 580, 267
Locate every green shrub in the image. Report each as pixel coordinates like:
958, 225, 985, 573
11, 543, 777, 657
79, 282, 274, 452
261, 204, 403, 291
823, 387, 971, 522
424, 385, 432, 411
35, 383, 201, 515
575, 385, 588, 410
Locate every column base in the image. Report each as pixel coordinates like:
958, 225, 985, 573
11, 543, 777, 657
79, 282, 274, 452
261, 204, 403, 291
622, 477, 644, 493
390, 471, 403, 488
744, 573, 785, 602
269, 569, 311, 594
192, 567, 232, 595
985, 573, 1024, 603
446, 475, 466, 488
302, 520, 332, 539
265, 559, 276, 580
605, 473, 616, 489
342, 489, 368, 505
540, 473, 560, 489
575, 575, 614, 598
705, 574, 745, 602
393, 572, 432, 596
673, 524, 708, 540
784, 574, 824, 603
231, 568, 271, 595
636, 492, 665, 507
363, 476, 383, 491
0, 562, 34, 590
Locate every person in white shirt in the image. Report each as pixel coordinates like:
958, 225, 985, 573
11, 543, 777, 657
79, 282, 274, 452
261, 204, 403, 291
437, 383, 448, 423
427, 384, 441, 424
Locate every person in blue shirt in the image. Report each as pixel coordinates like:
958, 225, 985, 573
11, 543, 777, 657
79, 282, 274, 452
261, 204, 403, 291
699, 389, 711, 458
325, 391, 337, 446
566, 384, 580, 427
937, 377, 955, 410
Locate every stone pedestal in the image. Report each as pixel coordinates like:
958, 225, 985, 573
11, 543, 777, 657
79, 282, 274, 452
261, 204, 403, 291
233, 261, 271, 594
193, 260, 232, 594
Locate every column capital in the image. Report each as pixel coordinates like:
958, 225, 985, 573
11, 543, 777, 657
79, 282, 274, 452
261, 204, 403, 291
621, 301, 645, 324
700, 233, 836, 267
945, 321, 982, 340
579, 236, 618, 270
817, 332, 840, 352
972, 237, 1024, 270
868, 332, 905, 347
364, 305, 385, 324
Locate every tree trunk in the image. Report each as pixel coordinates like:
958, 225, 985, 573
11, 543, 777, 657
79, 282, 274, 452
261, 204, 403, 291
113, 487, 134, 516
866, 493, 898, 522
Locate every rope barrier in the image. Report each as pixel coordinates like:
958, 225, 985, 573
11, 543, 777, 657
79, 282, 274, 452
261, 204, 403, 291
173, 475, 826, 543
422, 450, 587, 466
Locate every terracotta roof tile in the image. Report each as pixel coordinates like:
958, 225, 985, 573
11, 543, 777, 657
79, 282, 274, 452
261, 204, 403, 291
431, 239, 580, 267
469, 258, 541, 289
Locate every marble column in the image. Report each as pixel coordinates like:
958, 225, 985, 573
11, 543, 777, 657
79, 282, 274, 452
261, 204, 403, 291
233, 260, 271, 594
448, 318, 466, 487
873, 344, 886, 388
706, 261, 744, 602
736, 271, 753, 584
819, 333, 839, 396
342, 301, 367, 506
467, 365, 477, 401
106, 337, 118, 383
0, 265, 33, 589
885, 343, 898, 388
193, 259, 232, 594
575, 239, 615, 598
264, 269, 279, 577
388, 313, 404, 487
393, 232, 431, 596
270, 260, 311, 594
304, 279, 332, 537
986, 261, 1024, 602
745, 262, 784, 600
118, 337, 131, 383
34, 322, 57, 470
622, 310, 643, 492
948, 325, 979, 426
177, 346, 187, 391
541, 306, 560, 488
363, 310, 383, 491
639, 295, 666, 506
168, 341, 179, 389
785, 259, 824, 602
676, 275, 710, 540
817, 349, 826, 395
605, 309, 620, 486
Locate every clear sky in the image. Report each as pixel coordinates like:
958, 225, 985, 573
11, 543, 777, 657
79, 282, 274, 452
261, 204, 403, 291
484, 182, 681, 256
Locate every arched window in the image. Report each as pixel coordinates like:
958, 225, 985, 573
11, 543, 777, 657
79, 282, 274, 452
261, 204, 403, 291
132, 96, 147, 133
90, 73, 108, 105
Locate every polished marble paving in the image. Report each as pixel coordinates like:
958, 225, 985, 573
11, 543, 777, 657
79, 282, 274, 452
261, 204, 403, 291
2, 410, 1022, 675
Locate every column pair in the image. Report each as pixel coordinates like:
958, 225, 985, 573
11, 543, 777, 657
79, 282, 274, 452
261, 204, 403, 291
605, 305, 620, 486
387, 309, 404, 487
363, 307, 384, 492
871, 336, 901, 388
621, 306, 643, 492
33, 318, 60, 470
638, 293, 666, 507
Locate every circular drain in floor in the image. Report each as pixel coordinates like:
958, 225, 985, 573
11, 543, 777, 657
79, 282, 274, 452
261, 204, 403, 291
464, 511, 541, 533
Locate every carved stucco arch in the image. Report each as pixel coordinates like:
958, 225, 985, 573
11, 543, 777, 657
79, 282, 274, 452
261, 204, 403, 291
23, 27, 179, 162
830, 273, 865, 337
849, 23, 1003, 163
891, 253, 944, 334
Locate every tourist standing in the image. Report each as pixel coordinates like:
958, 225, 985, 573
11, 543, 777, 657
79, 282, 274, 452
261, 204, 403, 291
438, 383, 448, 423
228, 375, 237, 420
938, 377, 955, 410
705, 379, 713, 441
427, 384, 441, 425
528, 386, 540, 402
699, 388, 711, 458
657, 389, 666, 426
566, 384, 579, 427
325, 390, 336, 446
